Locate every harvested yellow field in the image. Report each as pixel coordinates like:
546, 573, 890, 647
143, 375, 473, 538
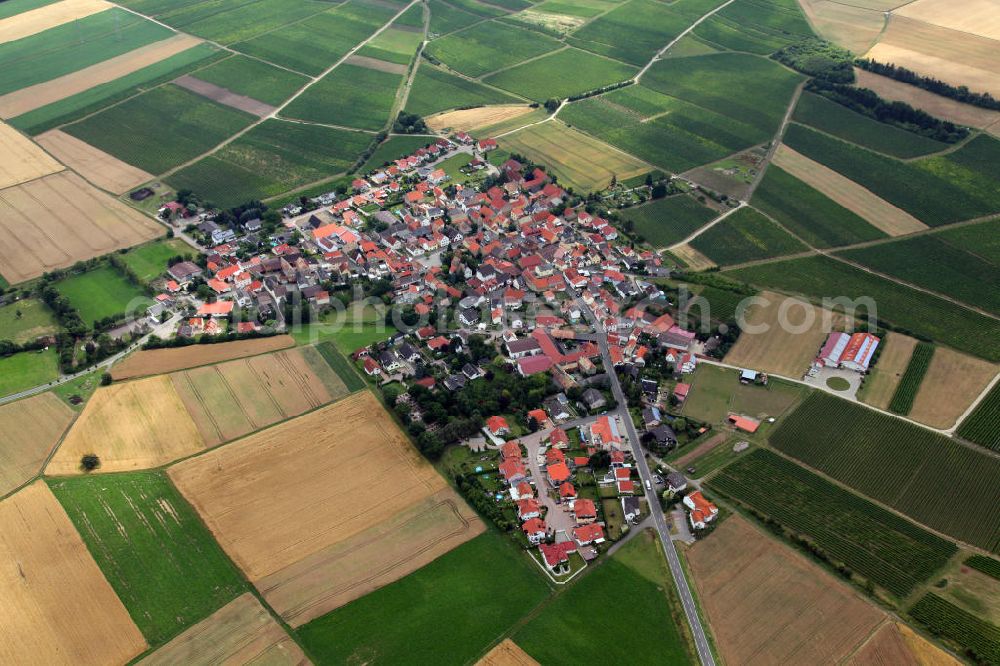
854, 68, 1000, 138
259, 491, 483, 626
139, 593, 308, 666
672, 243, 716, 271
797, 0, 885, 52
0, 393, 74, 496
477, 639, 540, 666
0, 33, 203, 119
170, 392, 483, 624
847, 622, 960, 666
0, 121, 63, 189
171, 346, 348, 447
687, 516, 884, 666
724, 291, 849, 378
0, 0, 109, 44
48, 375, 205, 475
426, 104, 535, 132
111, 335, 296, 380
500, 121, 650, 192
860, 331, 917, 410
35, 130, 153, 194
866, 16, 1000, 97
0, 481, 146, 665
909, 347, 997, 429
773, 144, 926, 236
894, 0, 1000, 41
0, 171, 162, 284
513, 9, 585, 34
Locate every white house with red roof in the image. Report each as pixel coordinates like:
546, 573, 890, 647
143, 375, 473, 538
683, 491, 719, 529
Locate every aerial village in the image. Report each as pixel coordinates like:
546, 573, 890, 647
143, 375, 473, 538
141, 130, 888, 574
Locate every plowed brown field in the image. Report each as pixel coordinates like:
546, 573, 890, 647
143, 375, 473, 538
476, 639, 540, 666
111, 335, 296, 380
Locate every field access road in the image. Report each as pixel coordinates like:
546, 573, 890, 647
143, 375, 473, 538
573, 291, 716, 666
0, 313, 180, 407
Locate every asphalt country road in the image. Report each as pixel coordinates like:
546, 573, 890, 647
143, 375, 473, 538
574, 291, 716, 666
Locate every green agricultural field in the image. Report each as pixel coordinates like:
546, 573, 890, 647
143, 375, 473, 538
235, 0, 397, 75
120, 239, 194, 283
909, 594, 1000, 664
48, 472, 247, 646
282, 63, 402, 130
887, 342, 933, 415
185, 54, 309, 106
533, 0, 616, 18
392, 2, 424, 28
792, 93, 948, 159
158, 0, 328, 44
0, 0, 59, 19
689, 207, 807, 265
966, 555, 1000, 581
783, 124, 1000, 226
751, 165, 886, 248
934, 217, 1000, 266
0, 9, 174, 95
428, 0, 482, 36
561, 84, 767, 173
642, 53, 804, 136
617, 195, 715, 247
726, 255, 1000, 362
957, 382, 1000, 452
55, 266, 150, 326
169, 119, 372, 207
64, 84, 256, 174
708, 448, 957, 597
567, 0, 703, 65
769, 392, 1000, 554
0, 299, 58, 345
683, 439, 752, 477
484, 48, 637, 102
515, 530, 693, 663
362, 135, 434, 171
0, 348, 60, 397
406, 64, 519, 117
425, 21, 561, 77
694, 0, 812, 54
838, 235, 1000, 316
688, 284, 757, 323
357, 27, 423, 65
295, 532, 550, 664
9, 43, 223, 136
680, 364, 804, 424
315, 341, 365, 391
443, 0, 507, 18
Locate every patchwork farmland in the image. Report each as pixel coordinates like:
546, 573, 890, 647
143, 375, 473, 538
110, 334, 296, 380
169, 392, 484, 627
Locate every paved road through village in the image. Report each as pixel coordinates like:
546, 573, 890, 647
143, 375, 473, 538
574, 291, 716, 666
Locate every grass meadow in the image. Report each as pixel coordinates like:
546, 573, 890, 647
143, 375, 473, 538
406, 64, 519, 117
295, 532, 550, 664
751, 164, 886, 248
727, 255, 1000, 362
689, 206, 806, 265
157, 0, 328, 45
0, 298, 58, 344
0, 348, 60, 396
55, 266, 149, 325
428, 0, 481, 36
362, 135, 434, 171
515, 530, 693, 663
617, 195, 715, 247
121, 239, 193, 283
282, 63, 402, 130
566, 0, 700, 65
357, 27, 423, 65
64, 84, 256, 174
49, 472, 247, 646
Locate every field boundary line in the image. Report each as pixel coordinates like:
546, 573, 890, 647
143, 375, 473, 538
946, 368, 1000, 435
744, 80, 806, 200
385, 6, 429, 131
476, 44, 569, 81
665, 201, 747, 251
182, 371, 225, 443
157, 0, 422, 179
634, 0, 740, 81
214, 364, 259, 430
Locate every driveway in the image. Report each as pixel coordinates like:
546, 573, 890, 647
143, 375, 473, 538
519, 428, 578, 539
